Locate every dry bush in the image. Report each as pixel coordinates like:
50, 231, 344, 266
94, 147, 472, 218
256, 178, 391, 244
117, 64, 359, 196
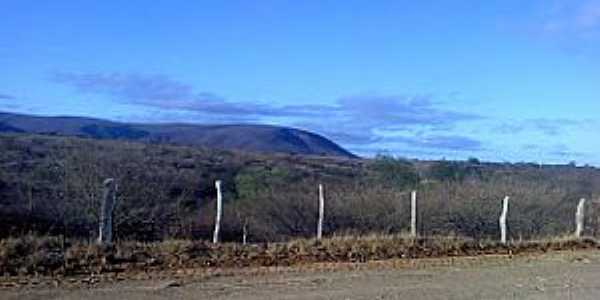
0, 235, 64, 276
2, 235, 599, 277
418, 176, 576, 240
2, 134, 600, 243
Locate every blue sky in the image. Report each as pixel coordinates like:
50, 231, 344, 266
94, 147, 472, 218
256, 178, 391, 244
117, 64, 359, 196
1, 1, 600, 164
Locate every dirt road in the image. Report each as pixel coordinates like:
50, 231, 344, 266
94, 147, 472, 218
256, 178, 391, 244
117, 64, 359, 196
3, 250, 600, 299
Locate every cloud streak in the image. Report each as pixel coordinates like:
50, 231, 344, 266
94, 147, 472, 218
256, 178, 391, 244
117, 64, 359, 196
0, 93, 15, 100
48, 70, 595, 162
51, 72, 482, 126
391, 135, 483, 151
404, 135, 483, 151
493, 118, 582, 136
521, 143, 585, 162
50, 72, 292, 117
51, 71, 487, 157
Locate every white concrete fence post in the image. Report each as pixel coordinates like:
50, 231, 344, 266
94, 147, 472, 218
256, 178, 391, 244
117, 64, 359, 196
213, 180, 223, 244
317, 184, 325, 240
499, 196, 509, 245
98, 178, 117, 244
410, 190, 417, 238
575, 198, 586, 238
242, 220, 248, 245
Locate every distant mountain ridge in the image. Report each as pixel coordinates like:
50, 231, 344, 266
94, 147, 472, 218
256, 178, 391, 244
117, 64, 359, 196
0, 111, 356, 158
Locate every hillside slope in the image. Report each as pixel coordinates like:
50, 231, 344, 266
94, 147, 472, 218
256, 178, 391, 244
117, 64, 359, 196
0, 111, 356, 157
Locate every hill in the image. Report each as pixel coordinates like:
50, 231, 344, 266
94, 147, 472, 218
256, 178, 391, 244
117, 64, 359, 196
0, 111, 356, 158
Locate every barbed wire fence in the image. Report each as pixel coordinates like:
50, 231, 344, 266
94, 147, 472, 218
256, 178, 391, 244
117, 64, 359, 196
96, 178, 597, 245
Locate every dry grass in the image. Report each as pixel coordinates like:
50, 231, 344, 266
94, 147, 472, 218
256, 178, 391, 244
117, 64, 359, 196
1, 234, 598, 278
